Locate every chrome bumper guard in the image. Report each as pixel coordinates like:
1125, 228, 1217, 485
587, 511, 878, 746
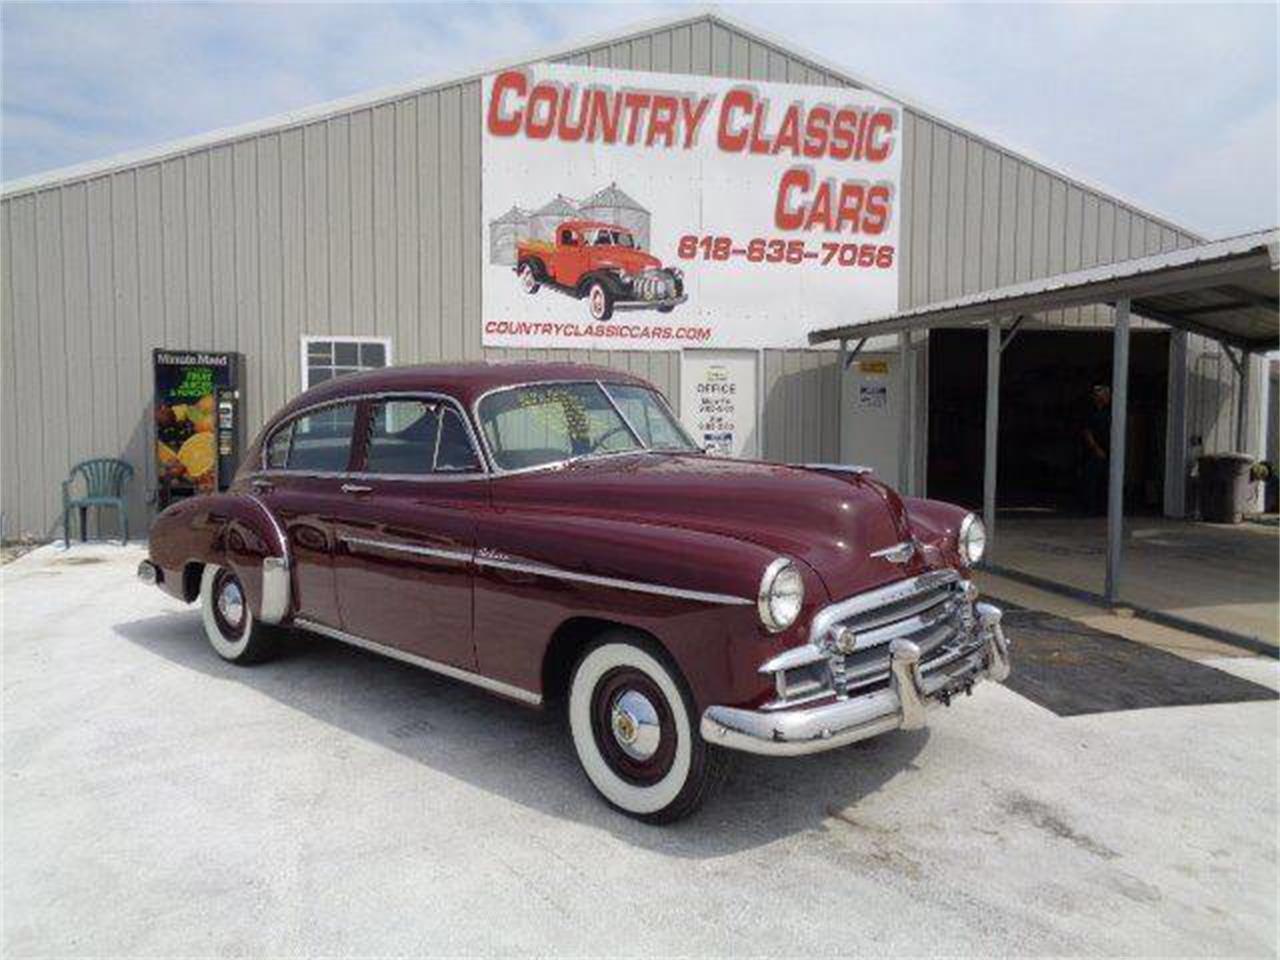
615, 294, 689, 311
700, 603, 1011, 757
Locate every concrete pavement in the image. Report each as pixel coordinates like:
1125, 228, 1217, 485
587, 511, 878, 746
3, 543, 1277, 956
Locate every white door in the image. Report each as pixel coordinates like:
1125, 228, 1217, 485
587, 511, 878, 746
679, 350, 760, 459
840, 352, 902, 487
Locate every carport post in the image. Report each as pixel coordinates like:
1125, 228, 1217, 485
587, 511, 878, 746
1105, 298, 1131, 604
983, 315, 1000, 553
1236, 348, 1252, 453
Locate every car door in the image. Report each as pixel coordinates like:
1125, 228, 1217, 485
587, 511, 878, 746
330, 395, 486, 669
253, 399, 362, 629
552, 225, 586, 286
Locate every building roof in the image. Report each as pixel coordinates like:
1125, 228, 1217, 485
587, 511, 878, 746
532, 195, 579, 217
0, 8, 1203, 236
582, 183, 646, 212
809, 229, 1280, 352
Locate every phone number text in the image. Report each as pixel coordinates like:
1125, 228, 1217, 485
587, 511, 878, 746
676, 235, 895, 268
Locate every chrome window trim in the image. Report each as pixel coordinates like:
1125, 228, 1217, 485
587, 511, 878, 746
474, 552, 752, 606
258, 389, 489, 479
294, 617, 541, 706
340, 535, 473, 564
471, 378, 695, 477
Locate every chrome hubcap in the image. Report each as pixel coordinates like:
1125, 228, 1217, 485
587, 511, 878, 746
521, 268, 534, 291
590, 288, 604, 317
217, 580, 244, 631
610, 690, 660, 761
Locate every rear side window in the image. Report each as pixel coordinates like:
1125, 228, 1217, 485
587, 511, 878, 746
365, 400, 439, 475
282, 403, 358, 473
362, 399, 482, 475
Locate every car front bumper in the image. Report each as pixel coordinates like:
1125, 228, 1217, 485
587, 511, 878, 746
700, 603, 1012, 757
614, 294, 689, 311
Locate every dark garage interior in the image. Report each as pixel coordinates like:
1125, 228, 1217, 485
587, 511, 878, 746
927, 327, 1170, 514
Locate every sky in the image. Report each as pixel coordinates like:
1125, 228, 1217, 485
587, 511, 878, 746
1, 2, 1276, 239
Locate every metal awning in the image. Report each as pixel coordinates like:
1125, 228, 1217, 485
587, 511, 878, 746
809, 228, 1279, 351
810, 228, 1278, 648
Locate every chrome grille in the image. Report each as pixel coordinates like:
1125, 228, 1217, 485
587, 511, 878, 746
818, 572, 982, 696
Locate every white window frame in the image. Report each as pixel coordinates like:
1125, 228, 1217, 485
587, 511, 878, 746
300, 335, 393, 391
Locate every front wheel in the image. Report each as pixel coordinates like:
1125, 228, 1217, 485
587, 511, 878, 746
568, 634, 728, 823
200, 564, 278, 664
586, 281, 614, 321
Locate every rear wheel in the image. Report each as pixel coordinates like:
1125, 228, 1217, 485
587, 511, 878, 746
568, 634, 727, 823
200, 564, 278, 664
586, 281, 614, 321
518, 261, 541, 294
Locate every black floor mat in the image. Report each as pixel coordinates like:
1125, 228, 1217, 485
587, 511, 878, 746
995, 604, 1278, 717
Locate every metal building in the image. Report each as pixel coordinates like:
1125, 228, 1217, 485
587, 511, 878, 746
526, 194, 579, 243
487, 206, 529, 267
579, 183, 651, 251
0, 9, 1267, 540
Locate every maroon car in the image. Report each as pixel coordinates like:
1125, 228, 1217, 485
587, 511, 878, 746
139, 362, 1010, 822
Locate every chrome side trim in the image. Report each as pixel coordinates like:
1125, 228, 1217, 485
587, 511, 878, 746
294, 617, 542, 706
474, 554, 753, 606
244, 491, 292, 625
259, 556, 291, 624
341, 535, 472, 564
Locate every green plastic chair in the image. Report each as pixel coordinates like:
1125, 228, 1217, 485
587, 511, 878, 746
62, 458, 134, 546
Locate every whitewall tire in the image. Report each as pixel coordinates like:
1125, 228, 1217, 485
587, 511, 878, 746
568, 635, 727, 823
200, 564, 278, 664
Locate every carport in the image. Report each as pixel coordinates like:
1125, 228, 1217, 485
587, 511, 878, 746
810, 228, 1279, 648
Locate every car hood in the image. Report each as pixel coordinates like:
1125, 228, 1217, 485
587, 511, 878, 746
597, 249, 663, 274
492, 453, 933, 601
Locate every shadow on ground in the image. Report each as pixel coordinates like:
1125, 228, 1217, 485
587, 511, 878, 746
113, 611, 930, 856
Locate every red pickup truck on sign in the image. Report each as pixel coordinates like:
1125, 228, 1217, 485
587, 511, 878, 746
517, 220, 687, 321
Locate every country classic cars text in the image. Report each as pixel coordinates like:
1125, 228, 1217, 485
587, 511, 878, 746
485, 69, 898, 236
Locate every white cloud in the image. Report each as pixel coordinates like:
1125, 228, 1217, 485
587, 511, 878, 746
2, 1, 1275, 237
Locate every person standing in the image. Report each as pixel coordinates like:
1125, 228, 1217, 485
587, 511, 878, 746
1081, 384, 1112, 515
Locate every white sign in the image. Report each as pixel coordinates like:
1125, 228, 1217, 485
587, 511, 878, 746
482, 64, 903, 351
680, 350, 759, 458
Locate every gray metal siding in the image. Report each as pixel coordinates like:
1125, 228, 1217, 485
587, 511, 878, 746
0, 14, 1255, 538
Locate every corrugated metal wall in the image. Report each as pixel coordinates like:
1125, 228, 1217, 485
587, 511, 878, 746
0, 13, 1259, 538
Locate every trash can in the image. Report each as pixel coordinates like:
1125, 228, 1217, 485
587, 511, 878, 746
1197, 453, 1255, 523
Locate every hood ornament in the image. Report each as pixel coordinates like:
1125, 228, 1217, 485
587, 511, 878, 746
870, 541, 916, 565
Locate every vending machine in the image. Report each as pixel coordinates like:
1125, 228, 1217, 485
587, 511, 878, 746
152, 350, 244, 508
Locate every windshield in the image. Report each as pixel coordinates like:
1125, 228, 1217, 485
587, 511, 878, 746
477, 381, 696, 471
592, 229, 635, 248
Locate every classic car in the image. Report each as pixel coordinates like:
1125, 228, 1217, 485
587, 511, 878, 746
138, 362, 1010, 823
516, 220, 686, 321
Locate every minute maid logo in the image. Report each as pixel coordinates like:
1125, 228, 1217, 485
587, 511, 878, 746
156, 351, 230, 367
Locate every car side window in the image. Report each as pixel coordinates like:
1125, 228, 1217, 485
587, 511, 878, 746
560, 228, 577, 246
264, 422, 293, 469
364, 400, 440, 476
435, 408, 481, 473
285, 403, 358, 473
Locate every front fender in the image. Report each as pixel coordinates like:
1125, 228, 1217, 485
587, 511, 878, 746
147, 492, 292, 624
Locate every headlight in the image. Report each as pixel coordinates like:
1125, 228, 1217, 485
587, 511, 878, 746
758, 558, 804, 633
958, 513, 986, 566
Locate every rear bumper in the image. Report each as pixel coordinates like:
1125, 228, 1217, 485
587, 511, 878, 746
700, 603, 1011, 757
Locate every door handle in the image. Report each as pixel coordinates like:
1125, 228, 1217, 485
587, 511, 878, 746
341, 483, 373, 494
251, 478, 274, 492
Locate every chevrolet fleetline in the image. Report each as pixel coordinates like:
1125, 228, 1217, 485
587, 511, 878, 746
139, 363, 1010, 822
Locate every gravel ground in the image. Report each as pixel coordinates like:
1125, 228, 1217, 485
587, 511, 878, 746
3, 542, 1277, 957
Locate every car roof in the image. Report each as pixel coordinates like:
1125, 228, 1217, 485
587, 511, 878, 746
562, 220, 634, 233
273, 361, 655, 421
